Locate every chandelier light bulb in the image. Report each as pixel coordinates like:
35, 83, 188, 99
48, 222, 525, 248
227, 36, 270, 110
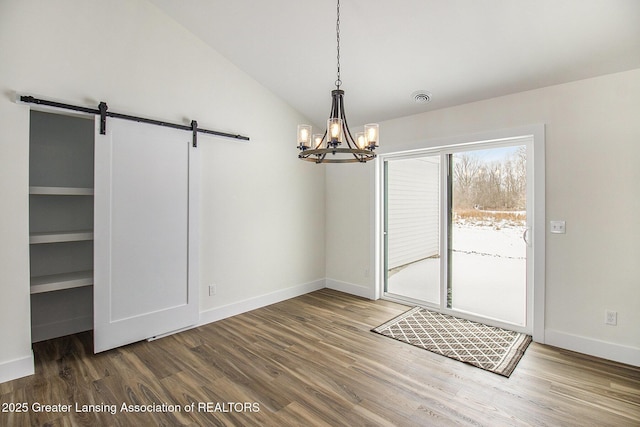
328, 118, 343, 146
365, 123, 379, 149
313, 134, 324, 149
356, 132, 366, 150
297, 124, 312, 149
330, 122, 340, 138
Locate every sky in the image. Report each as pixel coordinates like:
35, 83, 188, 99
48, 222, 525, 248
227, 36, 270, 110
459, 145, 523, 164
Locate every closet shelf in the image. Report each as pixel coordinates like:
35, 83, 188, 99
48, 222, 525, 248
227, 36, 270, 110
30, 230, 94, 244
30, 270, 93, 294
29, 186, 94, 196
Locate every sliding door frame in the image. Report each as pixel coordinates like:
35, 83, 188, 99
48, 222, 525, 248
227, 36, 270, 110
374, 125, 545, 342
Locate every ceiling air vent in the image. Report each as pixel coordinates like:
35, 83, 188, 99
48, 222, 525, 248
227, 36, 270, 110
411, 91, 432, 104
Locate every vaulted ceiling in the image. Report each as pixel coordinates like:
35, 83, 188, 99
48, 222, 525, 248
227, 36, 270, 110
149, 0, 640, 127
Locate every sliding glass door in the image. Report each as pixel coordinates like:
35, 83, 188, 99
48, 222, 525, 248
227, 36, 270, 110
384, 138, 533, 332
447, 145, 528, 326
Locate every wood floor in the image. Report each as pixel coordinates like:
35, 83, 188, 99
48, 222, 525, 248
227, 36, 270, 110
1, 289, 639, 426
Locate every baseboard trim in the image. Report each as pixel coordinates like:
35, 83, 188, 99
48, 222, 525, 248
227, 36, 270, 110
545, 329, 640, 367
325, 278, 374, 300
198, 279, 326, 326
0, 353, 34, 384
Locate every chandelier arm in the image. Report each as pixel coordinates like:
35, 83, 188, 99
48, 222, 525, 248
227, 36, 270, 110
339, 95, 357, 150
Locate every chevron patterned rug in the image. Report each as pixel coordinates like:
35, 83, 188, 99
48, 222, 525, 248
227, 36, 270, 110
372, 307, 531, 377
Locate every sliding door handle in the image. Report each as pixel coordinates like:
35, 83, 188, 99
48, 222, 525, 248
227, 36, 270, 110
522, 227, 532, 247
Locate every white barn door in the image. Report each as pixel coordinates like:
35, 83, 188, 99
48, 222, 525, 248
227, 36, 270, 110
94, 118, 199, 353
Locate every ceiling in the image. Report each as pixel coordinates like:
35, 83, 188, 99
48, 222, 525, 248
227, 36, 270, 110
149, 0, 640, 128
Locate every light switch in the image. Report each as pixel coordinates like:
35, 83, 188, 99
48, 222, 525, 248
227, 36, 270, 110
550, 220, 566, 234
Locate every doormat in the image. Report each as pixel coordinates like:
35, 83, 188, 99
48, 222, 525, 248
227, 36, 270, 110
372, 307, 531, 377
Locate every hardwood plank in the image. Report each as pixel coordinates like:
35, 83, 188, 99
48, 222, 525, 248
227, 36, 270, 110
1, 289, 639, 426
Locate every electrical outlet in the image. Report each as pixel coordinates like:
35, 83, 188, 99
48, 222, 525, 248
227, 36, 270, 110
605, 310, 617, 326
550, 220, 566, 234
208, 284, 217, 296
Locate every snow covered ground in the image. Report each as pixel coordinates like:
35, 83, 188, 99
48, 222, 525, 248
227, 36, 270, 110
387, 220, 527, 326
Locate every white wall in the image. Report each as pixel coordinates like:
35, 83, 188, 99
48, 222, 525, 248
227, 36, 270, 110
324, 162, 374, 298
0, 0, 325, 382
326, 69, 640, 365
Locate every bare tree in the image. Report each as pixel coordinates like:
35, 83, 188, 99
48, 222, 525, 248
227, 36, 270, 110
453, 154, 480, 209
453, 147, 526, 211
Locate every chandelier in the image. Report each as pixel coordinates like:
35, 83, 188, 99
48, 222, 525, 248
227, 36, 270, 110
297, 0, 379, 163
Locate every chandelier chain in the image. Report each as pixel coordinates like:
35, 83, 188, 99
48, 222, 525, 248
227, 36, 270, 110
335, 0, 341, 88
